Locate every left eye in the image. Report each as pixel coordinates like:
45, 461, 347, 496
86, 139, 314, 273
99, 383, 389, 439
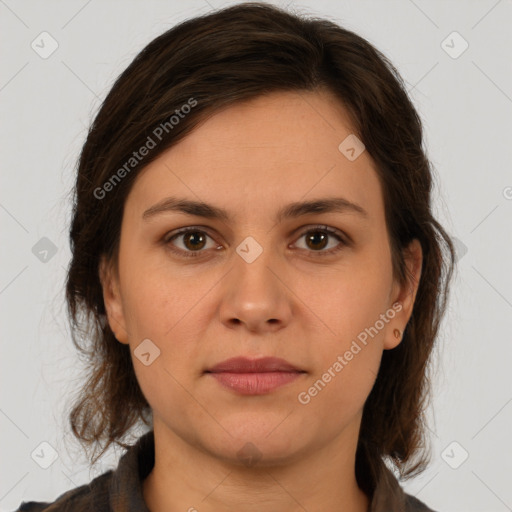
164, 226, 346, 257
294, 227, 345, 253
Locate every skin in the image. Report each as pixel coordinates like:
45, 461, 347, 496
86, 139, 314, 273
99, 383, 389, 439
100, 89, 422, 512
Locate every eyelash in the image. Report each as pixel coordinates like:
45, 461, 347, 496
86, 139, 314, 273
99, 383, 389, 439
163, 225, 349, 259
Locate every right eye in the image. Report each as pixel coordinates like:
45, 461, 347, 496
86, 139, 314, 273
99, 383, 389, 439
164, 227, 220, 258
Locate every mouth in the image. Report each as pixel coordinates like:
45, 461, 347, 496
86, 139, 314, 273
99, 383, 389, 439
204, 357, 306, 395
205, 356, 304, 373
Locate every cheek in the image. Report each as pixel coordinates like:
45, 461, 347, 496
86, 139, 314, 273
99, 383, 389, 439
119, 264, 216, 395
292, 248, 392, 404
131, 359, 201, 437
296, 254, 393, 345
120, 258, 208, 340
295, 334, 383, 439
123, 272, 202, 409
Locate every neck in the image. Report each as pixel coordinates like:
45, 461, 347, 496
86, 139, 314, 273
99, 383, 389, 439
142, 418, 370, 512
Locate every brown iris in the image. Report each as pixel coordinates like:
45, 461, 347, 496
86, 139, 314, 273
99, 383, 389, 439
183, 231, 207, 251
305, 230, 328, 251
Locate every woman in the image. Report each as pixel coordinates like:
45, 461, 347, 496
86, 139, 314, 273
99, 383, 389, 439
17, 2, 455, 511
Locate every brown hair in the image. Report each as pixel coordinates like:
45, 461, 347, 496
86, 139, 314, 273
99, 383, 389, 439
65, 1, 456, 496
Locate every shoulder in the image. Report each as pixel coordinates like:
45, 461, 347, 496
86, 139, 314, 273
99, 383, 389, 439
14, 471, 112, 512
404, 492, 439, 512
372, 461, 439, 512
14, 430, 154, 512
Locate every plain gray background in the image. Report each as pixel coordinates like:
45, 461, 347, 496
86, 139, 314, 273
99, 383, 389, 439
1, 1, 511, 511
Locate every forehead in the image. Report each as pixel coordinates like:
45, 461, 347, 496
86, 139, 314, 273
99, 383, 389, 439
126, 89, 384, 223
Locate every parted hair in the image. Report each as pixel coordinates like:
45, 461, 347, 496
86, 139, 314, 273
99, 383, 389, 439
65, 1, 456, 496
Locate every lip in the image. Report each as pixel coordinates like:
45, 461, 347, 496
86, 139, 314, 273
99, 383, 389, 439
206, 356, 303, 373
205, 357, 306, 395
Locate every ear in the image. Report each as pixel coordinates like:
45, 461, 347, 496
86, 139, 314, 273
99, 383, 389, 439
384, 238, 423, 350
98, 254, 129, 344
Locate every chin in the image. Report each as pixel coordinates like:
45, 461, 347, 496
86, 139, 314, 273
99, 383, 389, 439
205, 424, 308, 468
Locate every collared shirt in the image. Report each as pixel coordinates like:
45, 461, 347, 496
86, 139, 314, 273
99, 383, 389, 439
17, 430, 437, 512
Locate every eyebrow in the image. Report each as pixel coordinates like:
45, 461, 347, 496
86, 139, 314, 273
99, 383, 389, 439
142, 196, 369, 223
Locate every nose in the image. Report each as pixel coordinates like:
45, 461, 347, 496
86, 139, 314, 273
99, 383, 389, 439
218, 240, 293, 333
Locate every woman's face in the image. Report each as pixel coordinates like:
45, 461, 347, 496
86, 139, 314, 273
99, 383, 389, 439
101, 89, 422, 465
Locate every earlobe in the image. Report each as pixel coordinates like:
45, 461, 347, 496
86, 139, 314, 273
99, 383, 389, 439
384, 238, 423, 350
98, 255, 129, 344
